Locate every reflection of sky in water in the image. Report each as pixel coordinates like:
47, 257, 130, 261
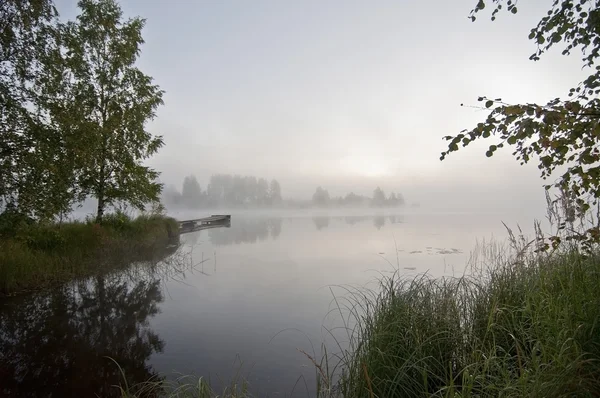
0, 210, 541, 397
150, 210, 539, 395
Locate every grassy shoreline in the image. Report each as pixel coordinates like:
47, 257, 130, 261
327, 246, 600, 397
0, 212, 179, 296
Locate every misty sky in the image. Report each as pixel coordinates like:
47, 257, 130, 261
56, 0, 585, 214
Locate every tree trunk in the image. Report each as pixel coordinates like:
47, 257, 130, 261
95, 161, 106, 223
95, 125, 108, 223
95, 194, 104, 223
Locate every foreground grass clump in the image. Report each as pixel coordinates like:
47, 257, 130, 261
331, 247, 600, 398
0, 211, 179, 296
117, 377, 250, 398
110, 357, 250, 398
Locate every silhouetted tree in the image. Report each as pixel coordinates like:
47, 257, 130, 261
181, 175, 203, 208
312, 187, 330, 207
343, 192, 369, 206
372, 187, 387, 207
257, 178, 269, 205
387, 192, 406, 207
269, 179, 282, 205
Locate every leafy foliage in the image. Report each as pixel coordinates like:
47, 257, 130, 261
312, 186, 331, 207
441, 0, 600, 245
1, 0, 164, 223
0, 0, 74, 220
39, 0, 164, 222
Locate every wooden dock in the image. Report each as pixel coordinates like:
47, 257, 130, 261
178, 215, 231, 233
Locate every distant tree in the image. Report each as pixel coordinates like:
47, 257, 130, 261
344, 192, 356, 204
312, 186, 330, 207
231, 175, 245, 205
257, 178, 269, 205
372, 187, 386, 207
388, 192, 406, 207
181, 175, 202, 208
220, 175, 234, 205
40, 0, 164, 222
333, 196, 344, 206
441, 0, 600, 246
397, 192, 406, 206
269, 179, 282, 205
206, 175, 222, 206
342, 192, 369, 207
243, 176, 258, 204
161, 184, 182, 208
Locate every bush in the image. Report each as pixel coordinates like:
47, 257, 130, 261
101, 211, 135, 233
18, 225, 66, 251
0, 207, 35, 238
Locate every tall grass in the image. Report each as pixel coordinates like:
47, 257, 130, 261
110, 357, 251, 398
0, 212, 180, 295
117, 375, 250, 398
322, 241, 600, 398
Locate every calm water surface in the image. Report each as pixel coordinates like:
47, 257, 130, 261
0, 210, 539, 397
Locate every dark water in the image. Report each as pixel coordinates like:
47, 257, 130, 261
0, 210, 535, 397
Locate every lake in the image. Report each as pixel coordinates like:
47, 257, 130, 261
0, 209, 541, 397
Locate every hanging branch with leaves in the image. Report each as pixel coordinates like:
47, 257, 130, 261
441, 0, 600, 248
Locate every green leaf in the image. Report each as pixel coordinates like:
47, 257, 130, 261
485, 100, 494, 108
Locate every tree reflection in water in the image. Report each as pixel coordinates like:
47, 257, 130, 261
209, 217, 283, 245
0, 249, 184, 397
312, 216, 330, 230
373, 215, 386, 230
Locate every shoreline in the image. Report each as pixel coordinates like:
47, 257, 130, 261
0, 213, 180, 297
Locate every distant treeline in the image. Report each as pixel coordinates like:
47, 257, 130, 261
162, 174, 406, 209
311, 186, 404, 208
163, 174, 282, 209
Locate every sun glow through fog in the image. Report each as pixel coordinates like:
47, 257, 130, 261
339, 155, 392, 178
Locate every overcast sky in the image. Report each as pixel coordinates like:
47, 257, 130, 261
56, 0, 585, 214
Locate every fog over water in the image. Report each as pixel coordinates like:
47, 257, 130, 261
54, 0, 580, 215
